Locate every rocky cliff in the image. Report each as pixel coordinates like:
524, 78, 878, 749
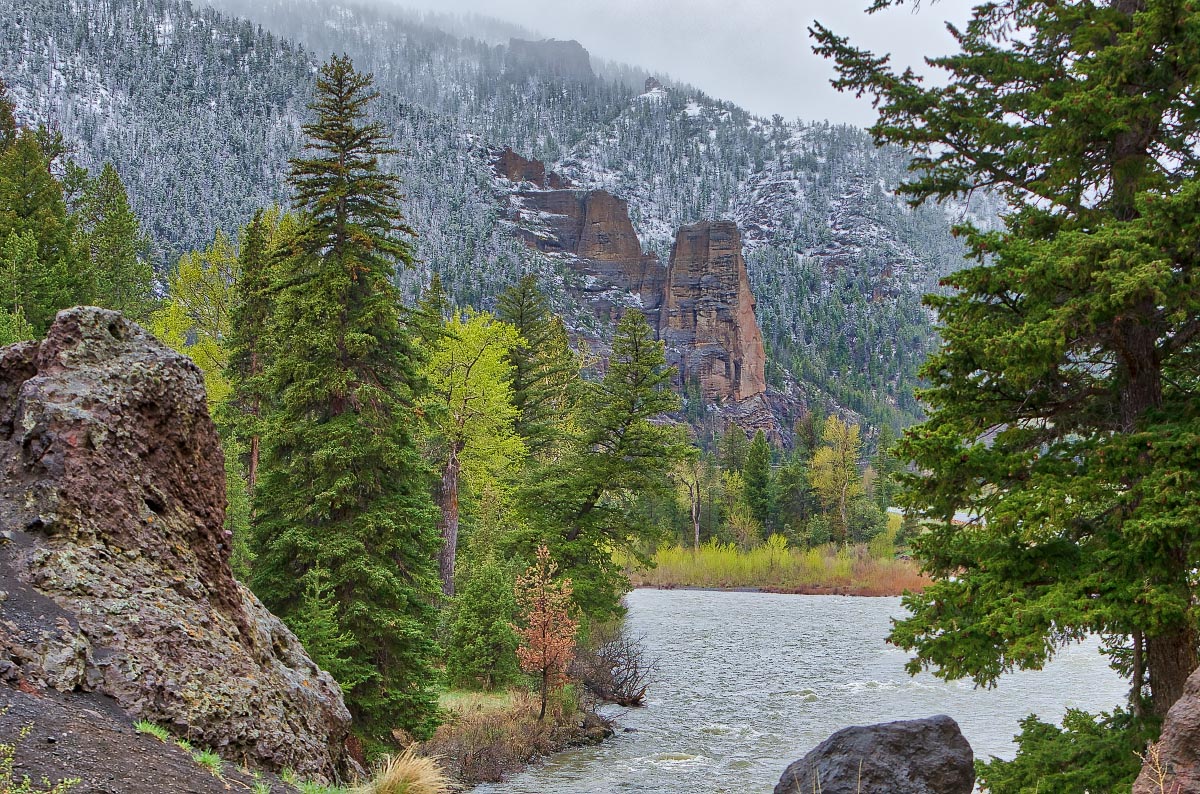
1134, 665, 1200, 793
497, 152, 768, 407
662, 222, 767, 402
507, 38, 594, 82
0, 308, 351, 783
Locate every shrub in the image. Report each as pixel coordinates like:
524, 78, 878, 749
976, 709, 1153, 794
446, 555, 520, 691
571, 623, 656, 706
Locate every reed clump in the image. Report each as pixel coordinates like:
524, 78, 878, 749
629, 535, 930, 596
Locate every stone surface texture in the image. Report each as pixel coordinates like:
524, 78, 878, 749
773, 715, 975, 794
0, 307, 351, 781
661, 221, 767, 402
1134, 666, 1200, 794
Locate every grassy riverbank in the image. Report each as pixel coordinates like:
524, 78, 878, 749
627, 524, 930, 596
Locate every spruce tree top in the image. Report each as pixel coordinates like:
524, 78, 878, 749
290, 54, 414, 270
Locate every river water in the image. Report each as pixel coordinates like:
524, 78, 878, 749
476, 588, 1129, 794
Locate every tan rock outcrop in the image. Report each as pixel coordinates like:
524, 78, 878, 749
496, 153, 769, 407
0, 307, 351, 782
660, 222, 767, 402
515, 185, 666, 328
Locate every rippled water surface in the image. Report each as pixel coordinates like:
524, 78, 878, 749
476, 588, 1128, 794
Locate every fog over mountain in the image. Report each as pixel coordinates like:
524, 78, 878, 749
377, 0, 976, 126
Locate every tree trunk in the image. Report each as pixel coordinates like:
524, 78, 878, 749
438, 441, 463, 597
539, 669, 548, 721
1147, 628, 1197, 718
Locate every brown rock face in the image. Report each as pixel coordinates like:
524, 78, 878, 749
660, 222, 767, 402
0, 308, 351, 781
496, 153, 770, 407
516, 187, 666, 328
1134, 666, 1200, 793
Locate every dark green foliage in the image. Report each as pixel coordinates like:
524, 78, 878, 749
496, 274, 579, 457
522, 310, 689, 619
445, 556, 520, 691
75, 163, 154, 320
871, 424, 899, 511
976, 709, 1152, 794
250, 55, 440, 738
718, 424, 750, 472
411, 272, 450, 347
286, 564, 367, 695
742, 430, 775, 529
816, 0, 1200, 718
0, 130, 79, 331
0, 77, 16, 153
847, 499, 885, 544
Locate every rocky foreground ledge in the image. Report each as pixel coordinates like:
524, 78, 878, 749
0, 307, 351, 785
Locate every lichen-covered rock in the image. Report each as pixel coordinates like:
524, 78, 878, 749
0, 307, 351, 781
773, 715, 975, 794
1134, 666, 1200, 794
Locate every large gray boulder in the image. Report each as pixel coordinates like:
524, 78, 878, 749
0, 308, 351, 782
1133, 666, 1200, 794
774, 715, 975, 794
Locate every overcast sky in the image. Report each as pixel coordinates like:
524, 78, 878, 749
388, 0, 976, 127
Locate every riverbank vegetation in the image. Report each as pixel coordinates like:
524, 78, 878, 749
816, 0, 1200, 790
0, 42, 920, 785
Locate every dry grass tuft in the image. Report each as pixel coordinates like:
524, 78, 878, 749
354, 748, 454, 794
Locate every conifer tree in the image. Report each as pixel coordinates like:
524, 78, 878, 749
411, 273, 450, 348
513, 546, 578, 721
250, 55, 440, 738
0, 130, 80, 331
76, 163, 154, 321
524, 310, 689, 619
496, 275, 579, 456
0, 78, 17, 153
743, 430, 775, 530
816, 0, 1200, 717
718, 424, 750, 472
446, 556, 520, 691
222, 210, 282, 497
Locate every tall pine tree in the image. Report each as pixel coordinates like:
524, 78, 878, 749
522, 310, 689, 619
816, 0, 1200, 718
250, 55, 440, 738
743, 430, 775, 531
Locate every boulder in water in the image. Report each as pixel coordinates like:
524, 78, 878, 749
773, 715, 974, 794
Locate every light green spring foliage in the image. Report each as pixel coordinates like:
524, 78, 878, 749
815, 0, 1200, 721
808, 416, 863, 544
420, 310, 525, 490
150, 230, 238, 404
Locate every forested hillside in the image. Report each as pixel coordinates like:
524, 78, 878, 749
0, 0, 999, 428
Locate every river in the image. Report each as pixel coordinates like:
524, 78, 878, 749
476, 588, 1129, 794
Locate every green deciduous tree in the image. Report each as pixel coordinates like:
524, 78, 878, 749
250, 55, 440, 738
150, 231, 237, 404
808, 416, 863, 544
419, 311, 524, 596
815, 0, 1200, 717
